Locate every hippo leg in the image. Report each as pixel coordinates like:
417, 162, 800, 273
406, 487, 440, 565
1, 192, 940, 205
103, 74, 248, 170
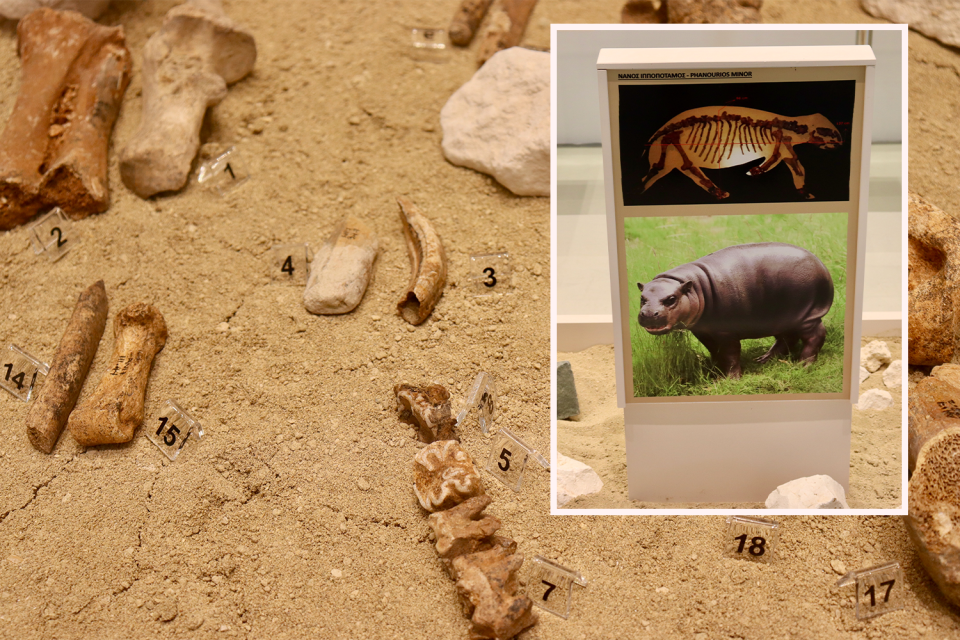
715, 340, 743, 378
797, 321, 827, 365
755, 335, 793, 364
692, 332, 721, 361
641, 141, 673, 193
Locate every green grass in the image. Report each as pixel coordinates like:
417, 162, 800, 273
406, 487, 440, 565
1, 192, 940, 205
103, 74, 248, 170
625, 213, 847, 397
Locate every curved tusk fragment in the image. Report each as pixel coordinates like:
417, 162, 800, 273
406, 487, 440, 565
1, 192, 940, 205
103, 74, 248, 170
397, 197, 447, 325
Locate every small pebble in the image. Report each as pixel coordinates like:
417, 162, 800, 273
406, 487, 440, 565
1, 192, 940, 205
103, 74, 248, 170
331, 569, 343, 578
216, 322, 230, 332
830, 559, 846, 575
357, 477, 371, 491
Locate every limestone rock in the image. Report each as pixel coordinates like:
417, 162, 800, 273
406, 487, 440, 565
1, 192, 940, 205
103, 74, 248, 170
413, 440, 484, 512
557, 453, 603, 507
862, 0, 960, 48
857, 388, 893, 411
441, 47, 548, 197
883, 360, 902, 388
304, 216, 378, 315
667, 0, 762, 23
0, 0, 110, 20
859, 366, 870, 384
765, 474, 849, 509
557, 360, 580, 420
861, 340, 891, 373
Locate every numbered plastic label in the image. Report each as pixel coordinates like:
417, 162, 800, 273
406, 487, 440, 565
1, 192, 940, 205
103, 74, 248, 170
411, 27, 447, 50
837, 562, 904, 620
28, 208, 74, 262
146, 400, 204, 461
528, 556, 586, 619
0, 345, 48, 402
469, 252, 512, 296
724, 516, 780, 563
269, 243, 310, 285
485, 428, 529, 492
457, 371, 496, 433
197, 146, 250, 195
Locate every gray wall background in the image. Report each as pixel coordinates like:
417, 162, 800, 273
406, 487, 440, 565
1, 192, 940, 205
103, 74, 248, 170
557, 29, 903, 145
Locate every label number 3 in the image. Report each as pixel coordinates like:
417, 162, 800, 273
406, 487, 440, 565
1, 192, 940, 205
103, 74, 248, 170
156, 417, 181, 446
483, 267, 496, 288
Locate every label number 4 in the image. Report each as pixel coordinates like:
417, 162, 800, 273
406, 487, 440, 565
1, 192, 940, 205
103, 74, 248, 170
156, 417, 181, 446
281, 256, 295, 275
498, 448, 511, 472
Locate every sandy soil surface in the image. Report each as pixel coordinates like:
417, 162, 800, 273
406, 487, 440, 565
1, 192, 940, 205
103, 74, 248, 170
558, 336, 903, 509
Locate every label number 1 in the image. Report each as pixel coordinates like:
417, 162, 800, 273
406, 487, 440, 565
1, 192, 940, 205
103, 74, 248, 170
224, 163, 236, 180
864, 580, 895, 607
156, 417, 181, 446
281, 256, 294, 275
734, 534, 766, 557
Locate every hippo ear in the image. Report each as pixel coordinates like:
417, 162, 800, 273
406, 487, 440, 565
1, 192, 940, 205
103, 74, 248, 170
637, 282, 644, 292
679, 281, 693, 295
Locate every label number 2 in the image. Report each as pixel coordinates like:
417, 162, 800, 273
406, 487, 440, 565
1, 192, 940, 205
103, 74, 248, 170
734, 534, 766, 556
864, 580, 895, 607
50, 227, 66, 248
156, 417, 181, 446
498, 448, 511, 472
541, 580, 556, 601
281, 256, 295, 275
3, 363, 27, 390
483, 267, 496, 288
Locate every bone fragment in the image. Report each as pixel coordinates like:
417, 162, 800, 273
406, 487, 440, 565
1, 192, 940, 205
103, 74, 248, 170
621, 0, 666, 23
395, 382, 458, 443
304, 216, 378, 315
0, 8, 131, 230
476, 0, 538, 67
67, 303, 167, 446
909, 375, 960, 475
0, 0, 111, 20
905, 426, 960, 608
119, 0, 256, 198
396, 197, 447, 326
450, 0, 493, 46
667, 0, 762, 23
413, 440, 484, 512
453, 546, 538, 640
25, 280, 107, 454
428, 495, 502, 560
908, 191, 960, 365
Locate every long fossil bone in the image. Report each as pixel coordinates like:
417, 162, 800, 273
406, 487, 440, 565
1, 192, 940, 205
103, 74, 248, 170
0, 8, 131, 230
119, 0, 256, 198
476, 0, 539, 66
396, 197, 447, 326
25, 280, 108, 454
450, 0, 493, 46
67, 303, 167, 446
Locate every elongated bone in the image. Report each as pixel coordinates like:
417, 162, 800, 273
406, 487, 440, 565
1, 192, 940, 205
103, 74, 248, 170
0, 8, 131, 230
414, 440, 484, 512
396, 197, 447, 326
450, 0, 494, 46
25, 280, 107, 454
67, 303, 167, 446
476, 0, 539, 66
453, 547, 538, 640
304, 216, 378, 315
119, 0, 256, 198
395, 382, 458, 443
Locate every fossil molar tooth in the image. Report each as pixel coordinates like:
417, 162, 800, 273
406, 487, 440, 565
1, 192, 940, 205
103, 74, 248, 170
905, 426, 960, 608
396, 382, 459, 443
428, 495, 502, 560
304, 216, 379, 315
908, 191, 960, 365
453, 546, 538, 640
67, 303, 168, 446
119, 0, 256, 198
0, 8, 131, 230
414, 440, 484, 512
396, 197, 447, 326
25, 280, 108, 454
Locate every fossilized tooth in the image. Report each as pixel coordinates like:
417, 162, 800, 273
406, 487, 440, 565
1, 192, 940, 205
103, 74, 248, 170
450, 0, 493, 46
0, 8, 131, 230
908, 191, 960, 365
452, 546, 538, 640
428, 495, 502, 560
119, 0, 256, 198
413, 440, 485, 512
908, 376, 960, 476
25, 280, 108, 454
476, 0, 539, 67
67, 303, 168, 446
304, 216, 379, 315
905, 426, 960, 608
396, 197, 447, 326
395, 382, 458, 443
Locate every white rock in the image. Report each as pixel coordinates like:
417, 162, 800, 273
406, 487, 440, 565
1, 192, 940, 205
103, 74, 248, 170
859, 366, 870, 384
440, 47, 548, 197
857, 388, 893, 411
862, 0, 960, 48
765, 474, 849, 509
861, 340, 891, 373
883, 359, 902, 388
0, 0, 111, 20
557, 453, 603, 507
304, 216, 378, 315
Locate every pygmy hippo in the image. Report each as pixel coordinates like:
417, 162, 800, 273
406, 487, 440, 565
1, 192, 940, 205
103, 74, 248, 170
637, 242, 834, 378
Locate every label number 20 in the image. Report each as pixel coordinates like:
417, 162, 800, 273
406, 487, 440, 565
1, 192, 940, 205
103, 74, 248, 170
156, 417, 181, 446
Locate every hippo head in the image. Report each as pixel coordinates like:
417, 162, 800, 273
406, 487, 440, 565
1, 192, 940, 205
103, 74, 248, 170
637, 279, 696, 335
806, 114, 842, 150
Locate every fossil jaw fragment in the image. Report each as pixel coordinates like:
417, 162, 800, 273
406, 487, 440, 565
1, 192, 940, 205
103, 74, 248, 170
67, 303, 168, 446
453, 546, 538, 640
395, 382, 458, 443
119, 0, 256, 198
0, 8, 131, 230
413, 440, 485, 512
396, 197, 447, 326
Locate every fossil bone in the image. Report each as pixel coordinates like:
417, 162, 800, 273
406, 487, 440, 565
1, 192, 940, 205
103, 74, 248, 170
119, 0, 256, 198
905, 426, 960, 608
908, 376, 960, 475
667, 0, 762, 23
453, 546, 538, 640
395, 382, 458, 443
908, 191, 960, 365
67, 303, 168, 446
428, 495, 502, 560
396, 197, 447, 326
0, 8, 131, 230
0, 0, 111, 20
413, 439, 484, 512
476, 0, 539, 66
304, 216, 379, 315
621, 0, 667, 23
450, 0, 493, 46
25, 280, 107, 454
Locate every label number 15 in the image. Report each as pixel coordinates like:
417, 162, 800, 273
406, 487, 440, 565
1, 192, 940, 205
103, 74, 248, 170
156, 417, 180, 446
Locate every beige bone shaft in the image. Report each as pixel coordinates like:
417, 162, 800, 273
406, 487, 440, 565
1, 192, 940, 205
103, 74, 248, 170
476, 0, 539, 66
67, 304, 168, 446
25, 280, 108, 454
397, 197, 447, 326
0, 8, 131, 229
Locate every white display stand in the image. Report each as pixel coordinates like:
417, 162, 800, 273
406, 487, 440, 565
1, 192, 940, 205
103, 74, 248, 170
596, 46, 876, 503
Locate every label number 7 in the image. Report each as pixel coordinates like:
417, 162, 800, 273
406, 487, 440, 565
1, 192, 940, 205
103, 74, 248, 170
541, 580, 556, 601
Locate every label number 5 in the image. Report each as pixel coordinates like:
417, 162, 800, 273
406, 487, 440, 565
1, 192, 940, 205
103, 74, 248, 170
497, 448, 511, 472
156, 417, 181, 446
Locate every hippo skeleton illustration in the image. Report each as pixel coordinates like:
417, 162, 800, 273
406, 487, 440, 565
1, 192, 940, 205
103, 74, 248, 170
637, 242, 835, 379
640, 106, 842, 200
